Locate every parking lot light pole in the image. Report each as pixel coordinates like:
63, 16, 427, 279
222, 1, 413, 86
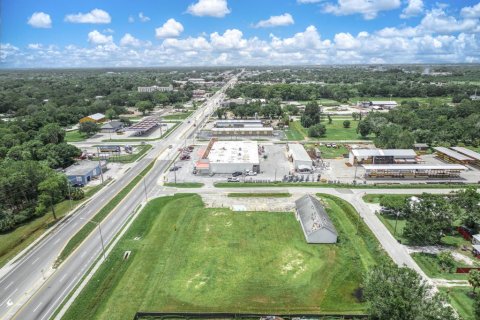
80, 218, 106, 260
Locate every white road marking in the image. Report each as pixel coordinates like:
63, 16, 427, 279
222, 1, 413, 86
33, 302, 43, 312
59, 274, 67, 283
80, 251, 87, 258
0, 288, 18, 307
4, 282, 14, 290
53, 238, 61, 245
31, 257, 40, 265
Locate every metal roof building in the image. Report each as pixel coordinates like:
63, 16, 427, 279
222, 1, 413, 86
450, 147, 480, 166
126, 117, 160, 135
363, 164, 467, 179
79, 113, 106, 123
65, 160, 105, 185
287, 144, 312, 171
295, 195, 338, 244
349, 149, 417, 165
434, 147, 474, 164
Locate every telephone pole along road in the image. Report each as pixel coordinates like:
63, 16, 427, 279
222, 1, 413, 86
0, 74, 238, 320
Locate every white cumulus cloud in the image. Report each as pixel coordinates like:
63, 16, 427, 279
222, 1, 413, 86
461, 3, 480, 18
400, 0, 424, 19
155, 19, 184, 39
139, 12, 150, 22
323, 0, 402, 20
254, 13, 294, 28
120, 33, 142, 47
65, 9, 111, 24
187, 0, 231, 18
27, 12, 52, 28
88, 30, 113, 45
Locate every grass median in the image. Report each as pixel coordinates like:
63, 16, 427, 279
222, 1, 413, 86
55, 161, 154, 266
0, 183, 107, 269
163, 182, 204, 188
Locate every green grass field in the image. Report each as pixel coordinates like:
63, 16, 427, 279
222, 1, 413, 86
63, 193, 385, 319
285, 120, 372, 141
304, 143, 348, 159
362, 194, 414, 204
0, 183, 106, 268
163, 111, 193, 120
410, 253, 469, 280
440, 287, 476, 320
65, 130, 88, 142
348, 96, 452, 105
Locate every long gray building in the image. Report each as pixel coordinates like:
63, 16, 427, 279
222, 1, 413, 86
295, 194, 338, 244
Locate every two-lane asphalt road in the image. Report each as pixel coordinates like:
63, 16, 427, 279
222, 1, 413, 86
0, 75, 238, 320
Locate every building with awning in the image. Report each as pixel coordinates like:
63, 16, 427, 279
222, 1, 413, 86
433, 147, 475, 165
287, 144, 312, 171
349, 149, 418, 165
363, 164, 467, 179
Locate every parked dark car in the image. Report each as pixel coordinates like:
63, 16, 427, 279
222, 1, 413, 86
232, 171, 243, 177
169, 166, 181, 172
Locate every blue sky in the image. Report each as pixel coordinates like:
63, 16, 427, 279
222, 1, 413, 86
1, 0, 480, 67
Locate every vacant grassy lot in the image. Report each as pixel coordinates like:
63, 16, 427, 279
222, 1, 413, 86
348, 96, 452, 105
64, 194, 385, 319
0, 183, 105, 268
284, 121, 305, 141
286, 120, 372, 141
163, 111, 193, 120
362, 194, 414, 204
65, 130, 88, 142
440, 287, 476, 320
304, 143, 348, 159
410, 253, 470, 280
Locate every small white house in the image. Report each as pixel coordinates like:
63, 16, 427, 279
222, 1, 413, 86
473, 234, 480, 245
295, 195, 338, 244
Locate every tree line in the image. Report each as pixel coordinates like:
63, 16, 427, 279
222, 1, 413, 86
357, 99, 480, 148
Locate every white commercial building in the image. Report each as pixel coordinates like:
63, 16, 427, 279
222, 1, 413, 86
287, 144, 312, 171
205, 140, 260, 174
137, 85, 173, 93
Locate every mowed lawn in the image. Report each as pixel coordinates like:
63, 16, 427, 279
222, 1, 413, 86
64, 194, 385, 320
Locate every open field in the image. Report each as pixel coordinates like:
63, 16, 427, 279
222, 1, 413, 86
65, 130, 87, 142
304, 143, 348, 159
227, 192, 291, 198
163, 111, 193, 120
0, 183, 106, 268
55, 161, 154, 265
440, 287, 476, 320
286, 120, 372, 141
63, 193, 385, 319
348, 96, 452, 105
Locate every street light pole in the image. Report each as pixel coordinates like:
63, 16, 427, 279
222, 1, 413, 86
80, 218, 106, 260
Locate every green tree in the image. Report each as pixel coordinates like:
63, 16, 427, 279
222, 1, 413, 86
135, 100, 154, 115
300, 101, 321, 128
38, 123, 65, 145
469, 270, 480, 293
352, 112, 360, 121
364, 261, 456, 320
37, 173, 68, 220
343, 120, 351, 128
437, 251, 456, 273
357, 120, 371, 137
78, 121, 99, 137
403, 194, 454, 245
327, 114, 332, 124
452, 187, 480, 230
308, 123, 326, 138
474, 294, 480, 320
105, 108, 117, 120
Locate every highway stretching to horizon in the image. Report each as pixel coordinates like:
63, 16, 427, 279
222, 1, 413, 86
0, 74, 238, 320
